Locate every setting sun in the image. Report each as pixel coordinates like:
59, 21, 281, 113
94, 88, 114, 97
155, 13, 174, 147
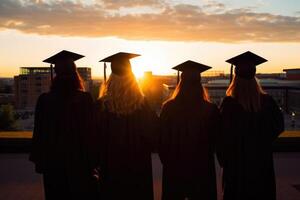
132, 65, 145, 78
0, 1, 300, 200
131, 46, 171, 78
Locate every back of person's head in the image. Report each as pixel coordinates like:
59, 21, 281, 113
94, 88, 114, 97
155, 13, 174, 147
50, 60, 85, 94
226, 75, 265, 112
110, 59, 132, 76
99, 72, 144, 116
164, 71, 210, 106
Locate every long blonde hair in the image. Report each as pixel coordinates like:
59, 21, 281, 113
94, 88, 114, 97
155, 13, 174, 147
99, 73, 144, 115
226, 75, 266, 112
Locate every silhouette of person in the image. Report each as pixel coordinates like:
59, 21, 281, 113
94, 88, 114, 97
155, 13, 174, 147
217, 51, 284, 200
29, 50, 98, 200
159, 60, 220, 200
94, 52, 159, 200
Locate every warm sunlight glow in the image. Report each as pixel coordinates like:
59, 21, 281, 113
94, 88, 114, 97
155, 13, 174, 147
131, 46, 171, 78
0, 31, 300, 77
132, 66, 145, 78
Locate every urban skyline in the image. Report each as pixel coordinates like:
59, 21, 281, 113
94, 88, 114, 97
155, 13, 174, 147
1, 0, 300, 77
0, 1, 300, 200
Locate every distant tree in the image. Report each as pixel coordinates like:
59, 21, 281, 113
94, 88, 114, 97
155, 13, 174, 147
0, 104, 16, 131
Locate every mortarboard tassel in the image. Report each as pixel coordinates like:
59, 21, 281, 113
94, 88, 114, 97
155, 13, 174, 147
177, 71, 180, 84
229, 64, 233, 84
104, 62, 107, 83
50, 64, 54, 82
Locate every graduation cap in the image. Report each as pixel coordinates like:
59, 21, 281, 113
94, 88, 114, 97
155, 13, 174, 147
99, 52, 140, 82
172, 60, 212, 84
43, 50, 84, 82
226, 51, 267, 83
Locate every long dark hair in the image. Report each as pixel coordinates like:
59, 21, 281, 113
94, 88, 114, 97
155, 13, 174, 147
226, 75, 265, 112
50, 60, 85, 94
164, 74, 210, 106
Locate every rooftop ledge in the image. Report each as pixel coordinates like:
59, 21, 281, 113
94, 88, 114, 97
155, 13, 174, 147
0, 130, 299, 139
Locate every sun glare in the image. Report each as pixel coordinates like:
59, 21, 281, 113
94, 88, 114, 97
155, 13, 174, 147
132, 66, 145, 79
131, 48, 170, 78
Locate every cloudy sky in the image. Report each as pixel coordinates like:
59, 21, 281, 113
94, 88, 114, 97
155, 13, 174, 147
0, 0, 300, 77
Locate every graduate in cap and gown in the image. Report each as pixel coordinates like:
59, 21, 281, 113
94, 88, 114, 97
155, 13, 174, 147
94, 52, 159, 200
159, 60, 220, 200
217, 51, 284, 200
29, 50, 98, 200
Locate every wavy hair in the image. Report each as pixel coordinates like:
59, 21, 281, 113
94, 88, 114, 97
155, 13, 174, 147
99, 73, 144, 115
226, 75, 266, 112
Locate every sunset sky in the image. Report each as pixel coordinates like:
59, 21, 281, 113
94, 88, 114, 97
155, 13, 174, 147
0, 0, 300, 78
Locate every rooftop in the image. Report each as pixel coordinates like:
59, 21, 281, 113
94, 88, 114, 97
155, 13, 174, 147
19, 67, 91, 75
0, 153, 299, 200
284, 68, 300, 72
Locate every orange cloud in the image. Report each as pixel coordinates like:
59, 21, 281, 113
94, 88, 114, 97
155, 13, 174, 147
0, 0, 300, 42
99, 0, 164, 9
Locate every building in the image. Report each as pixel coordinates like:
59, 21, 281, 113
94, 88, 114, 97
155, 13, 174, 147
0, 94, 14, 106
14, 67, 92, 110
77, 67, 93, 92
0, 78, 14, 105
256, 73, 285, 79
284, 68, 300, 80
0, 78, 14, 93
14, 67, 50, 110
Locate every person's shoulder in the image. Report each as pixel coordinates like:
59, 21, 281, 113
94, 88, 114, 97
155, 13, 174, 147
203, 100, 217, 109
138, 97, 153, 111
261, 93, 278, 107
203, 101, 219, 113
94, 98, 106, 111
161, 99, 176, 111
76, 90, 92, 97
73, 91, 93, 101
222, 96, 236, 105
141, 97, 150, 108
220, 96, 241, 112
34, 92, 53, 109
37, 92, 50, 102
261, 93, 273, 102
95, 98, 103, 106
38, 92, 49, 98
159, 99, 177, 118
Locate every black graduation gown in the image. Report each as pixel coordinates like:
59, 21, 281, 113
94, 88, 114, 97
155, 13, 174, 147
94, 99, 159, 200
217, 94, 284, 200
159, 99, 220, 200
29, 91, 98, 200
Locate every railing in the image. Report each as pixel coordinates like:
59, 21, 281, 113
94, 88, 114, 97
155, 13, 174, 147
163, 85, 300, 131
205, 86, 300, 114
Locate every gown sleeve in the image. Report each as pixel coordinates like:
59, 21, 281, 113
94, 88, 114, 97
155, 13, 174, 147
94, 99, 108, 169
209, 104, 221, 155
29, 93, 46, 173
158, 101, 172, 165
264, 95, 284, 141
216, 97, 234, 168
81, 93, 98, 170
140, 99, 160, 153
